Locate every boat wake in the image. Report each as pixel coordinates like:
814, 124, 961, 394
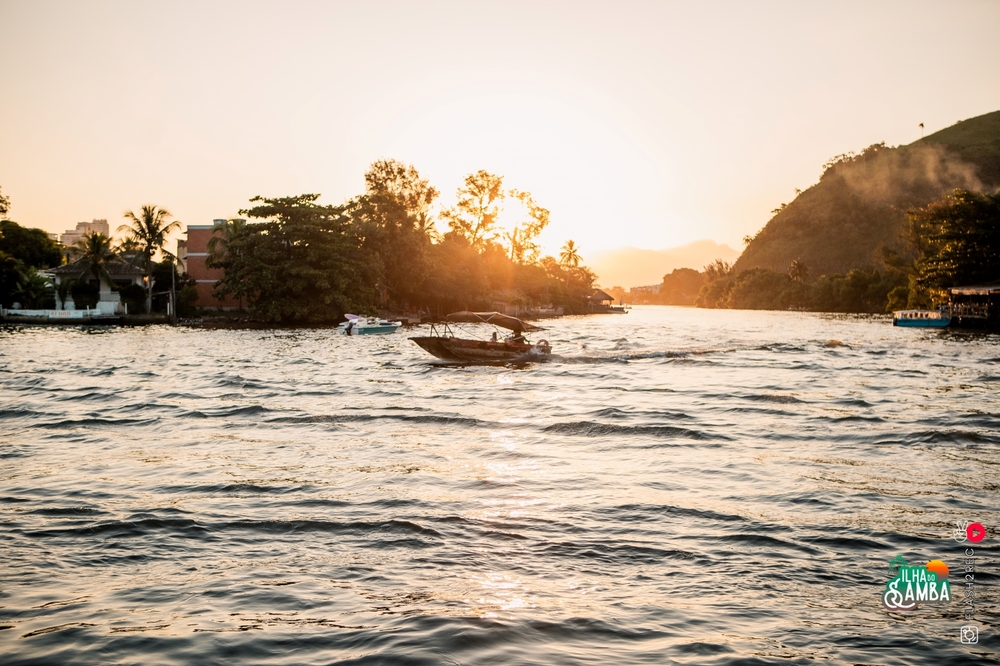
551, 348, 726, 364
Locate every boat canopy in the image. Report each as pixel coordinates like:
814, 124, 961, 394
446, 311, 544, 332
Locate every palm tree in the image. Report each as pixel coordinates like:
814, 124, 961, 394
206, 218, 247, 266
71, 232, 117, 286
789, 259, 809, 283
703, 259, 732, 281
13, 268, 51, 309
559, 240, 581, 268
207, 218, 247, 310
55, 277, 75, 311
119, 205, 181, 313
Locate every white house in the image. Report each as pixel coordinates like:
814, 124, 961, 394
48, 258, 145, 314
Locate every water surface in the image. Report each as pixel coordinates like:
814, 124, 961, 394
1, 307, 997, 664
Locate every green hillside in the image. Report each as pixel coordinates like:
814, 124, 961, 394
734, 110, 1000, 277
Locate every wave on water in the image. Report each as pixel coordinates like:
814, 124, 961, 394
267, 412, 486, 427
552, 349, 720, 364
543, 420, 724, 440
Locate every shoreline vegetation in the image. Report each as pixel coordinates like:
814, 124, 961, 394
1, 162, 600, 326
643, 189, 1000, 315
2, 111, 999, 326
203, 162, 598, 324
644, 112, 1000, 314
643, 187, 1000, 315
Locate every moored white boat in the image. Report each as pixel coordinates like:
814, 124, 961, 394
338, 314, 403, 335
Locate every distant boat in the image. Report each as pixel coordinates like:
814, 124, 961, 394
339, 314, 402, 335
893, 309, 951, 328
410, 311, 551, 363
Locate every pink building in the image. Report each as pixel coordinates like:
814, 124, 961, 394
183, 220, 241, 310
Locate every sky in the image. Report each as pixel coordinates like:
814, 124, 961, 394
2, 0, 999, 262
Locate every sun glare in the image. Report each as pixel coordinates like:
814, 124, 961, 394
375, 80, 667, 257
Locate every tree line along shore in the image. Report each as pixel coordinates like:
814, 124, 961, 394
646, 186, 1000, 313
643, 111, 1000, 313
0, 161, 598, 324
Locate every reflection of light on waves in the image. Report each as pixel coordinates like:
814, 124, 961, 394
467, 429, 537, 617
470, 571, 531, 618
468, 428, 603, 618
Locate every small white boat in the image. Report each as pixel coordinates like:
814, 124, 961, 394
338, 314, 402, 336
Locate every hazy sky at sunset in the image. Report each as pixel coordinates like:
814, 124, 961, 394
2, 0, 999, 261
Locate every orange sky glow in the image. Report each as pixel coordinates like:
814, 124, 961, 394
1, 0, 999, 264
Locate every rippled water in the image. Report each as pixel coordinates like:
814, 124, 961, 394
1, 307, 998, 665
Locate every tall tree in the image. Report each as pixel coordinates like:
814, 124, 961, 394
206, 218, 248, 268
207, 218, 248, 309
788, 259, 809, 282
703, 259, 733, 280
347, 160, 440, 308
0, 220, 63, 269
504, 189, 549, 264
364, 159, 440, 237
71, 232, 118, 286
120, 205, 181, 313
0, 186, 10, 218
911, 189, 1000, 290
441, 170, 505, 250
559, 240, 581, 268
0, 251, 20, 308
13, 268, 51, 309
213, 194, 376, 323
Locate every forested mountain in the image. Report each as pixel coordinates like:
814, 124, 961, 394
734, 110, 1000, 277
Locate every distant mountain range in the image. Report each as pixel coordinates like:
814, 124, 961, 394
734, 110, 1000, 277
590, 240, 739, 288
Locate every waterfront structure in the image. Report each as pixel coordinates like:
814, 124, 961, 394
183, 219, 242, 310
588, 289, 628, 313
948, 281, 1000, 329
48, 258, 144, 314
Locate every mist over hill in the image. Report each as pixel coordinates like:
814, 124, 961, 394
590, 240, 739, 288
734, 110, 1000, 277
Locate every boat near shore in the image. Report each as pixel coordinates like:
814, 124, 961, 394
338, 314, 402, 335
410, 311, 551, 363
892, 308, 951, 328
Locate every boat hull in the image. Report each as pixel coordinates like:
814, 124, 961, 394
410, 336, 549, 362
339, 319, 402, 335
345, 324, 401, 335
893, 318, 950, 328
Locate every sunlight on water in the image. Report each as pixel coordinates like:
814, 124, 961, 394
1, 307, 998, 664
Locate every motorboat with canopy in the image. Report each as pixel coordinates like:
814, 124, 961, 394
410, 311, 551, 362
